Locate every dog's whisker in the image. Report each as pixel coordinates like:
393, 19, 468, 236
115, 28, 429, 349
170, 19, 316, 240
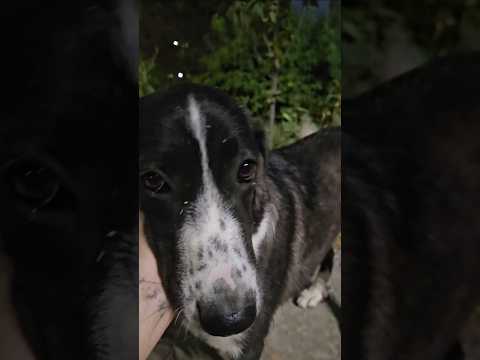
173, 305, 183, 315
174, 308, 184, 326
173, 305, 182, 313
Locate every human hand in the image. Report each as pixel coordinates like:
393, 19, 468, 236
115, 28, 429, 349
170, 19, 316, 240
139, 213, 174, 360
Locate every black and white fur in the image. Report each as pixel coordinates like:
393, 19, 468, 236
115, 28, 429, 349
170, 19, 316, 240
140, 84, 340, 359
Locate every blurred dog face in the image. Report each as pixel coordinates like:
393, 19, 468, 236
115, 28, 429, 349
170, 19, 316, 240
140, 85, 266, 338
0, 2, 137, 358
0, 145, 89, 267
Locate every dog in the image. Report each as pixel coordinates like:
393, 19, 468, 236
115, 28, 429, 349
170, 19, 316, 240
343, 53, 480, 360
140, 84, 341, 359
0, 2, 137, 359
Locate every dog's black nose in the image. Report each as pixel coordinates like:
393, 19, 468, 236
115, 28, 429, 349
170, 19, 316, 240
197, 301, 256, 337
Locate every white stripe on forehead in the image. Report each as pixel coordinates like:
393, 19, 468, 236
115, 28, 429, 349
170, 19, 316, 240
187, 95, 206, 157
183, 96, 243, 284
187, 95, 217, 193
179, 96, 260, 349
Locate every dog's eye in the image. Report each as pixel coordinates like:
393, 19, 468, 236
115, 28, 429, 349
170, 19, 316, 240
238, 160, 257, 183
142, 171, 169, 194
8, 159, 60, 206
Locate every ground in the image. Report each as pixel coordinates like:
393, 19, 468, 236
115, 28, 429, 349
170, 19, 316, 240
261, 298, 340, 360
261, 250, 341, 360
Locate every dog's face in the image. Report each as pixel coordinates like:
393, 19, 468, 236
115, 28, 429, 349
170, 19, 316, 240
0, 3, 137, 357
140, 85, 265, 338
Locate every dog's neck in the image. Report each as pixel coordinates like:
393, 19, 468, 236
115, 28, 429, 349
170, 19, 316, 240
252, 176, 281, 265
252, 202, 279, 262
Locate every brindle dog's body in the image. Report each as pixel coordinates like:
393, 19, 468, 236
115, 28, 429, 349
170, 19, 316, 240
235, 129, 341, 360
140, 85, 340, 359
343, 53, 480, 360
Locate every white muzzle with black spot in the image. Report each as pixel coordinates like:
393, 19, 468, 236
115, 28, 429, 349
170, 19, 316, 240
178, 96, 259, 338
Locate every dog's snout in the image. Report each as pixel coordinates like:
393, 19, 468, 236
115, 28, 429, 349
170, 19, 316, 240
197, 294, 257, 337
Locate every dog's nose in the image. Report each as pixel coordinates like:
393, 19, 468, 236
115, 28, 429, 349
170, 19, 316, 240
197, 300, 256, 337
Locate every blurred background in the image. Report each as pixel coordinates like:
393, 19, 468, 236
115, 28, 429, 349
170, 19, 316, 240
343, 1, 480, 359
343, 0, 480, 97
140, 0, 340, 148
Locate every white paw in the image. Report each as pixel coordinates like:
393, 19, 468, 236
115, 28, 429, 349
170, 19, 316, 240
296, 282, 328, 309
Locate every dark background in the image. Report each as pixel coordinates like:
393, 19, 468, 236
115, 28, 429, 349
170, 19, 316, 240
140, 0, 341, 148
343, 0, 480, 97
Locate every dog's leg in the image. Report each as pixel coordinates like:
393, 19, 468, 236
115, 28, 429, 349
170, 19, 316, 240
295, 248, 335, 309
295, 271, 329, 309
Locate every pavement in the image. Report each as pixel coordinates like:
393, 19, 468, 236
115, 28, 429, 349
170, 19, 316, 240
261, 250, 341, 360
261, 299, 340, 360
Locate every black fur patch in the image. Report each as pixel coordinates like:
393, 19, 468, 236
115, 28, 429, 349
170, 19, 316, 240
343, 53, 480, 360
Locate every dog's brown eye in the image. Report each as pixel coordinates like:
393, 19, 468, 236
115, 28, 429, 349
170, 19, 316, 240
238, 160, 257, 183
142, 171, 169, 193
8, 159, 59, 206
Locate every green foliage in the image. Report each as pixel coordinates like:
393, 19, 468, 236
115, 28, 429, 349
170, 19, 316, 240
139, 0, 341, 148
192, 0, 340, 147
139, 49, 159, 97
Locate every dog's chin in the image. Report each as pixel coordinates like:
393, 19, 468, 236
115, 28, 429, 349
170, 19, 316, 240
186, 317, 249, 360
199, 319, 254, 338
184, 312, 253, 340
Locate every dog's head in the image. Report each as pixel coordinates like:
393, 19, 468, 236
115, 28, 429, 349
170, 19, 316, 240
0, 2, 137, 358
140, 85, 267, 338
